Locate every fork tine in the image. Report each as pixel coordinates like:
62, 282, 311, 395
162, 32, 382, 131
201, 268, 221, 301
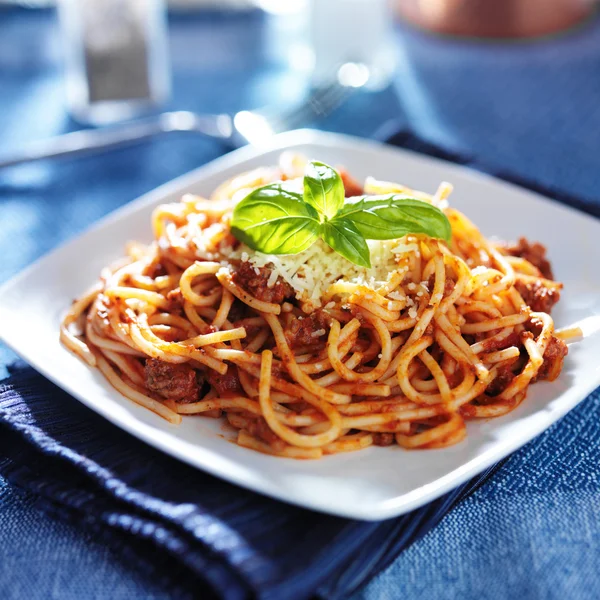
282, 83, 351, 129
264, 89, 332, 133
267, 79, 353, 134
264, 79, 340, 121
304, 83, 350, 119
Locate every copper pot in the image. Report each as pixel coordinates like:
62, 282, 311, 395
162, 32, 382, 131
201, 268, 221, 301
394, 0, 597, 38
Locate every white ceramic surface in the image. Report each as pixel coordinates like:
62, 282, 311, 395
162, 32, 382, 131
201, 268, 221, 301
1, 130, 599, 521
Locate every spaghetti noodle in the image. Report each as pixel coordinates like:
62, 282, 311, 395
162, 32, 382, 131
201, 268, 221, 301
61, 154, 569, 459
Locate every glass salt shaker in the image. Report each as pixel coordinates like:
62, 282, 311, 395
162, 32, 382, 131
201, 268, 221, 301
307, 0, 396, 90
58, 0, 171, 125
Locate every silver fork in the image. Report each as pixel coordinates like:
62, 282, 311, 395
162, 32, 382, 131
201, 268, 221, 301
0, 79, 355, 169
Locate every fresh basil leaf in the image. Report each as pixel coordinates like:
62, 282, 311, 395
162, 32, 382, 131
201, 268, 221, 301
337, 195, 451, 242
303, 160, 345, 220
231, 183, 321, 254
321, 217, 371, 268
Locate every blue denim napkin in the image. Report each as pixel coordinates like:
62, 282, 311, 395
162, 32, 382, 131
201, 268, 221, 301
0, 129, 593, 600
0, 361, 502, 600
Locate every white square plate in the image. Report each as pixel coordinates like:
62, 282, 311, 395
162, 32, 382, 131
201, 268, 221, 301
1, 130, 600, 521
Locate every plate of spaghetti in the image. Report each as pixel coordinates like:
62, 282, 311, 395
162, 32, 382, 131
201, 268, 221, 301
1, 130, 599, 520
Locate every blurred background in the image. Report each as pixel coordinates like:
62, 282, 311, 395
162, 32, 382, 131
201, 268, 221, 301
1, 1, 599, 169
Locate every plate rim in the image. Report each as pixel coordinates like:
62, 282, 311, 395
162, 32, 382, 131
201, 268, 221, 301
1, 129, 599, 521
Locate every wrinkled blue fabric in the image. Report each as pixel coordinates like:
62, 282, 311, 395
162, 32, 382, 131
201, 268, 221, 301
0, 361, 504, 600
355, 385, 600, 600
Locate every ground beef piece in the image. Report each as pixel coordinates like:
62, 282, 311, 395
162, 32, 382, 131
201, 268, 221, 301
227, 299, 250, 323
534, 335, 568, 382
486, 365, 516, 396
373, 432, 395, 446
166, 288, 184, 311
247, 418, 285, 452
426, 274, 454, 294
145, 261, 167, 279
270, 360, 287, 380
339, 168, 364, 197
284, 310, 332, 348
145, 358, 199, 403
208, 366, 242, 397
526, 317, 544, 337
515, 280, 561, 314
232, 261, 294, 304
503, 237, 554, 279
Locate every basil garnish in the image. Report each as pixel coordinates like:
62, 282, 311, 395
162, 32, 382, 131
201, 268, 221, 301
303, 160, 345, 220
337, 195, 452, 242
230, 161, 452, 267
230, 183, 321, 255
322, 217, 371, 268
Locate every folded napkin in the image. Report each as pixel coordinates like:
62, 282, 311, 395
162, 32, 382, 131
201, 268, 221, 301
0, 361, 502, 600
0, 128, 592, 600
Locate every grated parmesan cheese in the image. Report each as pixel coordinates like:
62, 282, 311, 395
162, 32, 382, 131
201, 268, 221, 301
391, 241, 419, 254
267, 268, 279, 288
231, 238, 419, 308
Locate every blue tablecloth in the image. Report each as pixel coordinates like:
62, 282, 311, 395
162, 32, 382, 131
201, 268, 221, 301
1, 7, 600, 599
